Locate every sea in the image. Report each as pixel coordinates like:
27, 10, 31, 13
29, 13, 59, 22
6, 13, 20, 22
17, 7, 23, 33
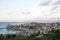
0, 22, 24, 34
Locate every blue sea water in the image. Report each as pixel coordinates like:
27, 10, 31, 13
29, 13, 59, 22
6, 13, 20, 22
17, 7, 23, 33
0, 22, 24, 28
0, 22, 23, 34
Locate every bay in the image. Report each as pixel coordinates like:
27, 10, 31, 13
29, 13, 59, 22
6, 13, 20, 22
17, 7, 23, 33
0, 22, 23, 34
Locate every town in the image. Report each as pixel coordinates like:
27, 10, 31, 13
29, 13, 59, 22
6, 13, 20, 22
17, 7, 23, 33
6, 22, 60, 36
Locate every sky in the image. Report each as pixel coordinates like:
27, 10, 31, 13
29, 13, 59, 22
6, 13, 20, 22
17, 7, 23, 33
0, 0, 60, 22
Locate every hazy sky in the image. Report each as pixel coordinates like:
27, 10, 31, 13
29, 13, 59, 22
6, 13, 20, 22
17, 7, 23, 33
0, 0, 60, 22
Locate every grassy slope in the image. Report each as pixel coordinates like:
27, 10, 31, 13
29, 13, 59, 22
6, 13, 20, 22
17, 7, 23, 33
0, 30, 60, 40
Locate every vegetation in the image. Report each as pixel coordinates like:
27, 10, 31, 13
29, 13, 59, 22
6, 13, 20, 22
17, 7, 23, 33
0, 30, 60, 40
